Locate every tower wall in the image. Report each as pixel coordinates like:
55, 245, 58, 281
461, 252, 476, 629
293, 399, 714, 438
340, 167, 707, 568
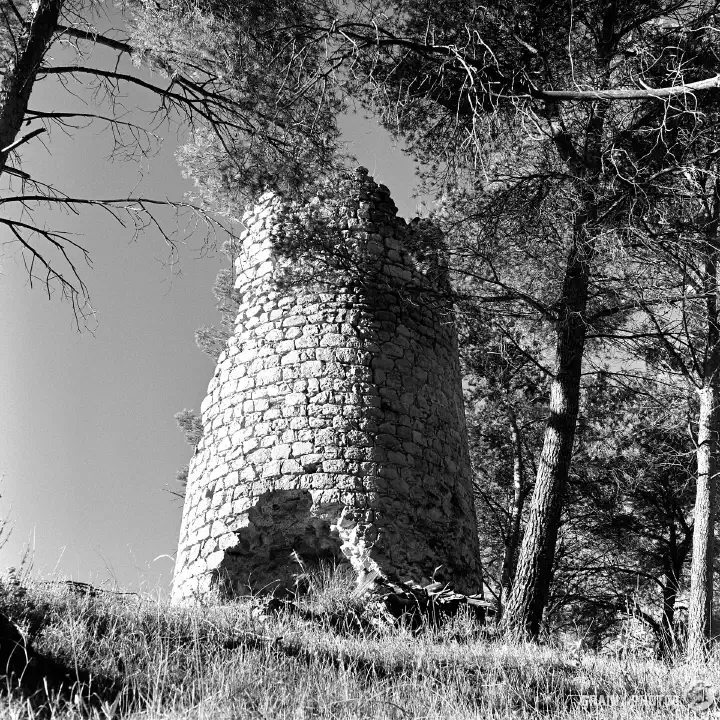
171, 169, 482, 601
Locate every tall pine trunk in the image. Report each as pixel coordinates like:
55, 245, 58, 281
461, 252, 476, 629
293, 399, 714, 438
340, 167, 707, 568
688, 385, 718, 661
500, 69, 610, 636
687, 181, 720, 662
500, 225, 592, 638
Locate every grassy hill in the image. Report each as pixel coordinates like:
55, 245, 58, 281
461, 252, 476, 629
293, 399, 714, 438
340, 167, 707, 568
0, 568, 716, 719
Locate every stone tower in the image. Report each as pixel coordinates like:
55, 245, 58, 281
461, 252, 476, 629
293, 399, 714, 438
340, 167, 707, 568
171, 168, 482, 602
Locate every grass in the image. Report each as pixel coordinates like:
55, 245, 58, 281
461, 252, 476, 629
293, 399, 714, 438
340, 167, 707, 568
0, 568, 718, 719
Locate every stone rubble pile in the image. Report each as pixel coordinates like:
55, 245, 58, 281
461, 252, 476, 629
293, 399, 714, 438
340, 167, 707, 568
250, 571, 495, 633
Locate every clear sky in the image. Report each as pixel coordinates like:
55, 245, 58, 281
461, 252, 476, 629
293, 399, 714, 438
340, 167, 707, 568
0, 23, 424, 593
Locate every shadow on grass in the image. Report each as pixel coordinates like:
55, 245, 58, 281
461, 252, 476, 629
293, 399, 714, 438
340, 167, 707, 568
0, 609, 131, 716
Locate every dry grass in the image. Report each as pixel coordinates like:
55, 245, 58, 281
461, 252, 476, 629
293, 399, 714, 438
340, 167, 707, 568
0, 570, 717, 719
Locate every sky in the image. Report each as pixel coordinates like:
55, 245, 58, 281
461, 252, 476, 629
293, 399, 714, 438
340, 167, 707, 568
0, 15, 424, 593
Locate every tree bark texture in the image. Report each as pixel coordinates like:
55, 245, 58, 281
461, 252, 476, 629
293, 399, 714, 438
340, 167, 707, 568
0, 0, 62, 173
688, 385, 718, 661
687, 182, 720, 663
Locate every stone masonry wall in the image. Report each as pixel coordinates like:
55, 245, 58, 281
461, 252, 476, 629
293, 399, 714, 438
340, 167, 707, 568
171, 168, 483, 602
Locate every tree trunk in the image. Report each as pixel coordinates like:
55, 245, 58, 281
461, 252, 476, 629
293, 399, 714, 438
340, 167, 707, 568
0, 0, 63, 173
687, 183, 720, 663
500, 219, 594, 639
499, 409, 526, 616
497, 66, 610, 637
687, 384, 718, 661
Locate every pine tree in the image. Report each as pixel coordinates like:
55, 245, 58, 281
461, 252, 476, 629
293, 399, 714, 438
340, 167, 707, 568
194, 239, 242, 361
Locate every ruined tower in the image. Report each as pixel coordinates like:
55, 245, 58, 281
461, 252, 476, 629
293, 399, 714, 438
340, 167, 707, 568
171, 168, 482, 602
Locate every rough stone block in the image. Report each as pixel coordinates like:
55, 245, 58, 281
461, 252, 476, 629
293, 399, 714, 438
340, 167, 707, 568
270, 444, 291, 460
292, 441, 314, 456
